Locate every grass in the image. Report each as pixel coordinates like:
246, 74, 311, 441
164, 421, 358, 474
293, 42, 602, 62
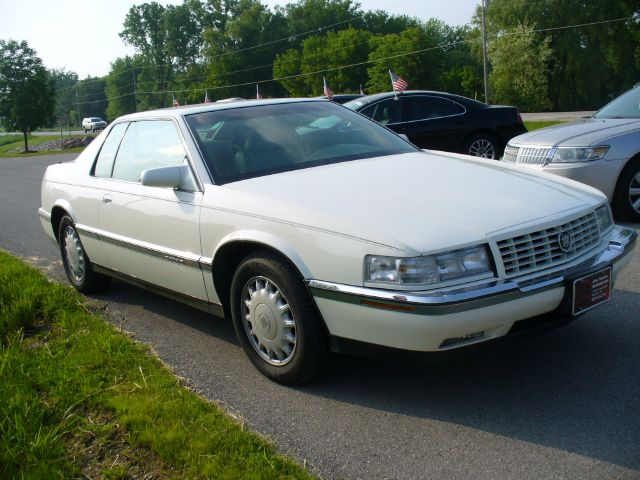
0, 250, 315, 479
524, 120, 565, 131
0, 135, 86, 157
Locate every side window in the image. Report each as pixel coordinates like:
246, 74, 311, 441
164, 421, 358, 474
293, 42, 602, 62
112, 120, 186, 182
93, 122, 129, 178
406, 96, 465, 121
361, 99, 402, 125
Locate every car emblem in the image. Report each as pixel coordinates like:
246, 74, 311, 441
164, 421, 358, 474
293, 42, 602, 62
558, 231, 573, 253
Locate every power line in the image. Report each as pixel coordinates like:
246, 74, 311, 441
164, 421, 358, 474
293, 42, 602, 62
55, 0, 419, 93
57, 15, 635, 108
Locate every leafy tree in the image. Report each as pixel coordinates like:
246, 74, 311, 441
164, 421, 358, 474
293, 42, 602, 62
367, 23, 448, 93
274, 27, 372, 96
120, 2, 202, 108
485, 0, 640, 109
106, 56, 142, 119
76, 76, 108, 124
50, 68, 78, 127
488, 23, 553, 111
0, 40, 54, 152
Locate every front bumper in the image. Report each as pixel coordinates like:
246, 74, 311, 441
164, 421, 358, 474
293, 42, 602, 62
308, 226, 637, 352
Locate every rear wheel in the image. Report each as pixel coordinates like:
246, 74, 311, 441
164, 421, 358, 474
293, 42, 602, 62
230, 252, 330, 384
58, 215, 110, 293
465, 133, 500, 159
613, 158, 640, 221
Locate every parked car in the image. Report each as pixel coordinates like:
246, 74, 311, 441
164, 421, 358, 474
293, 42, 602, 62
39, 99, 636, 384
343, 90, 527, 158
82, 117, 107, 133
502, 85, 640, 221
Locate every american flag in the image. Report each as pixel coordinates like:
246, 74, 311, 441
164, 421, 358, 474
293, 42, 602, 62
389, 70, 408, 93
323, 76, 334, 101
204, 91, 211, 103
256, 83, 262, 99
172, 94, 180, 107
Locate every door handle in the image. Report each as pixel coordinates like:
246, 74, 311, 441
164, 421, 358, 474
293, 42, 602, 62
102, 194, 112, 206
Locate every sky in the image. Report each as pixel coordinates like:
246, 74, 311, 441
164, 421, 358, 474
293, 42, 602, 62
0, 0, 478, 79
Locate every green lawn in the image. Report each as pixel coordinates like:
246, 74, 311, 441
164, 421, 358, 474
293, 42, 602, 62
0, 135, 86, 157
524, 120, 565, 131
0, 251, 314, 479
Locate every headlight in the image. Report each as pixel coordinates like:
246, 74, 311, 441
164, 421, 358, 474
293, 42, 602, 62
595, 204, 613, 234
550, 146, 609, 163
365, 245, 492, 287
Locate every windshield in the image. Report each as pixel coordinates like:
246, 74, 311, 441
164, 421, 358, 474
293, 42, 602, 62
185, 101, 417, 184
595, 86, 640, 119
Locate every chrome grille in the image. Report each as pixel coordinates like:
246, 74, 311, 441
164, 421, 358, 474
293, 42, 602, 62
502, 145, 554, 166
497, 212, 601, 277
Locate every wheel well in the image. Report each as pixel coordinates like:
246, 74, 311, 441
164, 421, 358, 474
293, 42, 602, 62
212, 241, 306, 319
50, 206, 68, 242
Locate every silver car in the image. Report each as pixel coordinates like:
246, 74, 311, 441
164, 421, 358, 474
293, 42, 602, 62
502, 86, 640, 221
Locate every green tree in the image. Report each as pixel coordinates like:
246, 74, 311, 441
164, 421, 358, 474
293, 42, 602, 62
76, 76, 108, 124
120, 2, 202, 108
106, 56, 140, 119
50, 68, 78, 127
0, 40, 54, 152
274, 27, 372, 96
488, 23, 552, 111
485, 0, 640, 110
367, 23, 448, 93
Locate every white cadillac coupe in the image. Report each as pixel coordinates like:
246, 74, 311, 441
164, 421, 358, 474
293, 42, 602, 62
39, 99, 637, 384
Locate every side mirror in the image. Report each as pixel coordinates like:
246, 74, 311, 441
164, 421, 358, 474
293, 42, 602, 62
398, 133, 410, 142
141, 165, 196, 190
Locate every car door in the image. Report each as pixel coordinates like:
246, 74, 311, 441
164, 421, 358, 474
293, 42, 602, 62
360, 98, 406, 135
401, 95, 468, 151
94, 118, 208, 300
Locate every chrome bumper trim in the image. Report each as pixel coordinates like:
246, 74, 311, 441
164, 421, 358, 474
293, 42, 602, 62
307, 226, 636, 315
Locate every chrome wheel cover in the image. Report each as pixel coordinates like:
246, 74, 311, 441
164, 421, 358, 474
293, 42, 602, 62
629, 170, 640, 214
63, 226, 85, 282
241, 276, 297, 366
469, 138, 496, 159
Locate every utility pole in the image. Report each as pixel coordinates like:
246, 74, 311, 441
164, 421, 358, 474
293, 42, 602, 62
75, 87, 81, 127
481, 0, 489, 104
132, 69, 138, 112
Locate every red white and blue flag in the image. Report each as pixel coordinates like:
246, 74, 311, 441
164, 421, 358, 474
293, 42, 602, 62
323, 76, 334, 101
389, 70, 408, 93
172, 94, 180, 107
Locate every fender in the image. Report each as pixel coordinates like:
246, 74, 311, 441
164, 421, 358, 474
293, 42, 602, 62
209, 229, 312, 279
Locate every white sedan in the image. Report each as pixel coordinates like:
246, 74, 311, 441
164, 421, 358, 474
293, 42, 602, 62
39, 98, 637, 384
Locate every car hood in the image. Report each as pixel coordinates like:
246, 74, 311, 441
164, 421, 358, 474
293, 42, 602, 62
217, 152, 604, 254
510, 118, 640, 146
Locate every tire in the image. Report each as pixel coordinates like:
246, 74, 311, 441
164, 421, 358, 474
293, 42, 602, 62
465, 133, 500, 159
613, 158, 640, 221
230, 252, 330, 384
58, 215, 110, 293
83, 128, 87, 133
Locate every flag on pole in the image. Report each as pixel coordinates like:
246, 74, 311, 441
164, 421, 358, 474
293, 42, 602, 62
323, 76, 334, 101
389, 70, 408, 94
172, 94, 180, 107
256, 83, 262, 99
204, 90, 211, 103
359, 84, 365, 95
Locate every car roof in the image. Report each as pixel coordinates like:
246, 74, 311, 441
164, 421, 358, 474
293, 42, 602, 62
116, 97, 329, 122
344, 90, 486, 108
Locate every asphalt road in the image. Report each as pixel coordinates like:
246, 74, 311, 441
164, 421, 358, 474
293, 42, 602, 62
2, 153, 639, 480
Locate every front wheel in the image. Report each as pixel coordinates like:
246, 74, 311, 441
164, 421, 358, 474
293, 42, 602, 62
230, 252, 330, 384
613, 158, 640, 221
58, 215, 110, 293
465, 133, 500, 159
